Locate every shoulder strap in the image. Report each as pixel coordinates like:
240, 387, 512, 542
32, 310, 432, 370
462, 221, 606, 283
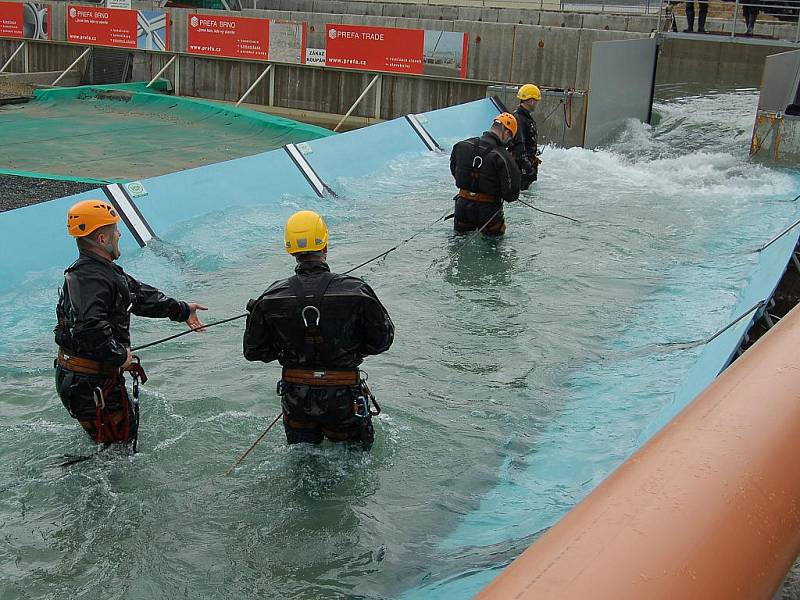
287, 272, 336, 367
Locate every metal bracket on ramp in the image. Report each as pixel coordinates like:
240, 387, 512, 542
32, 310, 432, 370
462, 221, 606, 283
102, 183, 155, 248
405, 114, 444, 152
283, 143, 338, 198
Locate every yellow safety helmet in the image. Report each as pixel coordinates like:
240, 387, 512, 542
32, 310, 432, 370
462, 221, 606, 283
67, 199, 120, 237
517, 83, 542, 102
493, 112, 518, 137
285, 210, 328, 255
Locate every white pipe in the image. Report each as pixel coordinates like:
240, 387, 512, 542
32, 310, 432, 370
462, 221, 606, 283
334, 74, 380, 132
236, 64, 272, 107
52, 47, 90, 86
0, 41, 25, 74
147, 54, 176, 88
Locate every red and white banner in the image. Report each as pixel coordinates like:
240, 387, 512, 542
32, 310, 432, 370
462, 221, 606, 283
324, 24, 469, 78
0, 1, 50, 40
187, 15, 306, 63
188, 14, 269, 60
67, 6, 169, 50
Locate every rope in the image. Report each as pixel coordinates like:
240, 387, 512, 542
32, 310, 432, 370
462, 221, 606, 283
132, 211, 453, 352
658, 300, 766, 350
223, 412, 282, 477
516, 197, 580, 223
448, 207, 505, 262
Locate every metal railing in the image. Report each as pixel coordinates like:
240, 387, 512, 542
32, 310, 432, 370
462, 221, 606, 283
657, 0, 799, 42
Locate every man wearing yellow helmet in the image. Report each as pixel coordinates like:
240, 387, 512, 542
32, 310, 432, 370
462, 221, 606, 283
55, 200, 207, 448
510, 83, 542, 191
243, 210, 394, 450
450, 113, 521, 235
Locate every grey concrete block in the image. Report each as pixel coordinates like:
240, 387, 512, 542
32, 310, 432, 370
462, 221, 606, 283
498, 8, 539, 25
510, 24, 582, 88
455, 20, 517, 81
418, 5, 459, 21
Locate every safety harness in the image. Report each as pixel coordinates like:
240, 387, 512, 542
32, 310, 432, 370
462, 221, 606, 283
56, 349, 147, 449
277, 272, 381, 420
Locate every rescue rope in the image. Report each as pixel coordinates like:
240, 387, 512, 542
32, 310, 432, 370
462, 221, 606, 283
516, 197, 580, 223
223, 412, 282, 477
341, 210, 454, 275
658, 300, 766, 350
132, 211, 454, 352
448, 207, 505, 261
59, 444, 110, 467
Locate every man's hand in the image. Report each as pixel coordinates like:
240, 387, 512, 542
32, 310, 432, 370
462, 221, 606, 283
121, 348, 133, 370
186, 303, 208, 331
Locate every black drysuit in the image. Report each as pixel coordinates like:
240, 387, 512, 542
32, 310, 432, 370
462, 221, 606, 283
243, 260, 394, 449
511, 105, 540, 190
54, 250, 190, 443
450, 131, 521, 235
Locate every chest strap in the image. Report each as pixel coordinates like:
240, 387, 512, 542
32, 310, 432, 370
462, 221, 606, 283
287, 271, 336, 366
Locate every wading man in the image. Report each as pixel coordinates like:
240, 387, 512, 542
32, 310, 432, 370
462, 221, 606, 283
243, 210, 394, 451
450, 113, 521, 235
55, 200, 206, 448
511, 83, 542, 191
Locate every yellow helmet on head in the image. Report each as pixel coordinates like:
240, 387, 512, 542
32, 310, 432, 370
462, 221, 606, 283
517, 83, 542, 102
285, 210, 328, 255
67, 199, 121, 237
493, 112, 518, 137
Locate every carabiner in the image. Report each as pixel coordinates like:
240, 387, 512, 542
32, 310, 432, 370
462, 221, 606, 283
301, 305, 321, 328
472, 156, 483, 169
92, 386, 105, 410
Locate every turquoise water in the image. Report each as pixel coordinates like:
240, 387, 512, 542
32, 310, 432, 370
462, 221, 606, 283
1, 86, 798, 599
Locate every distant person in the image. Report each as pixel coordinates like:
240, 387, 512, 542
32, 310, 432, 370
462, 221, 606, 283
243, 211, 394, 451
55, 200, 206, 448
450, 113, 521, 236
511, 83, 542, 191
684, 0, 708, 32
742, 0, 761, 35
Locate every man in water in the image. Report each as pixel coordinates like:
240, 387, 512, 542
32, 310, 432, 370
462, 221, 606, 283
243, 210, 394, 451
511, 83, 542, 191
450, 113, 521, 235
55, 199, 206, 448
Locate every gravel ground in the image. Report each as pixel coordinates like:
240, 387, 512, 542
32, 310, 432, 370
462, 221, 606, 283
0, 80, 35, 100
0, 174, 97, 212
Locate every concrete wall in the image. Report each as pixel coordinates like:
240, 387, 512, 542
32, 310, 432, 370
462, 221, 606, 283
656, 36, 793, 87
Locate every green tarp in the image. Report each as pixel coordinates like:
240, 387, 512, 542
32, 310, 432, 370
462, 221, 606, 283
0, 81, 333, 183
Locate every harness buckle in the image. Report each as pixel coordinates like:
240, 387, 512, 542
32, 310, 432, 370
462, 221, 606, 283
93, 386, 105, 410
301, 305, 321, 328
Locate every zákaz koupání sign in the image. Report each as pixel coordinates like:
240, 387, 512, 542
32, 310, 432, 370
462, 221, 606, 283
325, 24, 424, 74
187, 14, 269, 60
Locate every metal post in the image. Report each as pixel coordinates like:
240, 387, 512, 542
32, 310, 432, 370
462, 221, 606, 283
147, 54, 176, 88
373, 73, 382, 119
731, 0, 740, 37
175, 55, 180, 96
268, 65, 275, 106
236, 64, 272, 107
334, 73, 380, 132
0, 41, 26, 74
795, 9, 800, 43
53, 47, 90, 86
23, 41, 29, 73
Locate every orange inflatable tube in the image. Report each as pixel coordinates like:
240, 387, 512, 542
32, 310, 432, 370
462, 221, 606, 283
478, 303, 800, 600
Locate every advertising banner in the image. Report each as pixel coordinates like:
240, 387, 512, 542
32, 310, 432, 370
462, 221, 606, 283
187, 15, 306, 63
324, 24, 469, 78
0, 1, 50, 40
188, 14, 269, 60
67, 6, 169, 50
